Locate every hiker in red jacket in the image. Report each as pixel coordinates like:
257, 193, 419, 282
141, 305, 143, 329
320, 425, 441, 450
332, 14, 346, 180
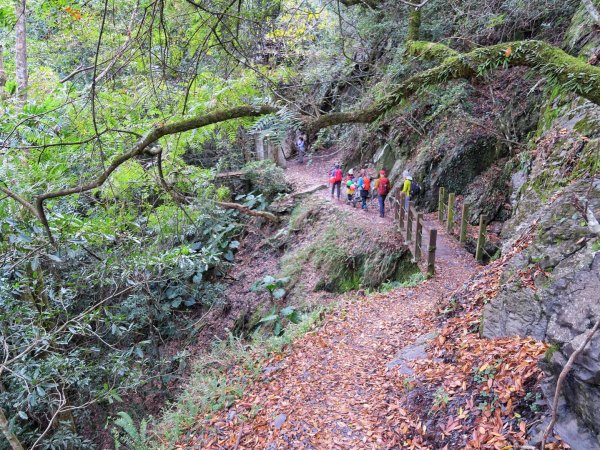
330, 163, 343, 200
377, 170, 390, 218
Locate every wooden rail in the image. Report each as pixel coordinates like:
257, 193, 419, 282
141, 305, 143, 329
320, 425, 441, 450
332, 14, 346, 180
437, 188, 487, 262
390, 191, 437, 277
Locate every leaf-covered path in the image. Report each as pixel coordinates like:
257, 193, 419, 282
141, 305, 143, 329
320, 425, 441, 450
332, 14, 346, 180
191, 157, 479, 449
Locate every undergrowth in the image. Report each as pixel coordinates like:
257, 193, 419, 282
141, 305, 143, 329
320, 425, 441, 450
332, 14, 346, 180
151, 305, 327, 448
379, 272, 426, 292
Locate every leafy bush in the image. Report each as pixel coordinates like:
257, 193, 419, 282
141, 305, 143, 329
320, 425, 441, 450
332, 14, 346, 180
251, 275, 290, 303
0, 193, 243, 447
259, 305, 302, 336
242, 160, 288, 199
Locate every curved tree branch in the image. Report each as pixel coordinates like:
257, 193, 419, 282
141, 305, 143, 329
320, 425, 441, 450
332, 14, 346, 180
2, 105, 276, 241
36, 105, 278, 204
4, 40, 600, 241
307, 39, 600, 135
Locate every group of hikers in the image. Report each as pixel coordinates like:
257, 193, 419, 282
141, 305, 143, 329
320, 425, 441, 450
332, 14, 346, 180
328, 164, 419, 218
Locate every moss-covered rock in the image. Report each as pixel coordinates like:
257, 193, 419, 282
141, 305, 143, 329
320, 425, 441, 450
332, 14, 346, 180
281, 198, 420, 295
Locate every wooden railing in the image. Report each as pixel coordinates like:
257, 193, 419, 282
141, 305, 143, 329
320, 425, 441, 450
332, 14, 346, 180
437, 187, 486, 262
390, 191, 437, 277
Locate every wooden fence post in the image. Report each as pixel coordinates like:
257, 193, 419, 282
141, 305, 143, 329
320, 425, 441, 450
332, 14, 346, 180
427, 229, 437, 277
399, 192, 406, 230
415, 213, 423, 260
438, 187, 446, 221
447, 192, 455, 234
460, 203, 470, 244
406, 202, 413, 242
476, 214, 487, 262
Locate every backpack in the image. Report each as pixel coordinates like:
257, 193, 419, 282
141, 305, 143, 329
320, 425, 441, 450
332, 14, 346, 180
334, 169, 343, 182
410, 181, 421, 197
362, 177, 370, 191
378, 177, 389, 196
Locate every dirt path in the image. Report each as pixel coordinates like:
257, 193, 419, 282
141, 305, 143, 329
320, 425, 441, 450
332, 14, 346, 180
286, 155, 474, 279
192, 157, 480, 449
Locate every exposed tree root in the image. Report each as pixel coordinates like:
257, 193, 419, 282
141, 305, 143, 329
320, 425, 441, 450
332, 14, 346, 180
216, 201, 279, 223
541, 319, 600, 449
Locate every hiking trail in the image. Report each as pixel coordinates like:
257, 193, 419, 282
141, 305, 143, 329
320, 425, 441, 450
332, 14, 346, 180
190, 156, 480, 449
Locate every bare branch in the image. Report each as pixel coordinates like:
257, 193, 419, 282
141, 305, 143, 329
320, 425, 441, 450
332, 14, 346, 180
0, 186, 40, 219
216, 201, 279, 222
541, 318, 600, 448
339, 0, 431, 8
93, 2, 140, 84
2, 128, 142, 151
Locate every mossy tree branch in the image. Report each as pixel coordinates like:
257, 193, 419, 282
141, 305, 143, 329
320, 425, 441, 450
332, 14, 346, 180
2, 105, 277, 242
307, 39, 600, 135
405, 39, 600, 105
4, 40, 600, 241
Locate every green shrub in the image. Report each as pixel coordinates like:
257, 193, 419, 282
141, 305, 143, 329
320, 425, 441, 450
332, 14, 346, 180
242, 160, 288, 199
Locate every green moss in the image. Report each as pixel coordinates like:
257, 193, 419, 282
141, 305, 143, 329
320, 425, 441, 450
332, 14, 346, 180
405, 41, 458, 61
338, 272, 362, 292
379, 272, 425, 292
545, 343, 560, 362
530, 139, 599, 202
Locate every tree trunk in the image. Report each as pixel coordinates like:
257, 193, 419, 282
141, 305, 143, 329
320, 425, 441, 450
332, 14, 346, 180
0, 409, 25, 450
407, 8, 421, 41
15, 0, 28, 100
0, 44, 7, 89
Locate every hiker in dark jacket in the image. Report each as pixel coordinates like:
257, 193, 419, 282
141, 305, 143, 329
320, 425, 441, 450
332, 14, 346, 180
297, 136, 306, 164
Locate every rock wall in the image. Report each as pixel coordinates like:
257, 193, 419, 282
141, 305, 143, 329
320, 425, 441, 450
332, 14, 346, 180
346, 72, 542, 225
482, 5, 600, 447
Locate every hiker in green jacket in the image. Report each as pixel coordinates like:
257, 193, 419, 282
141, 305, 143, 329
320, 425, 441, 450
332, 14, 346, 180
402, 174, 412, 209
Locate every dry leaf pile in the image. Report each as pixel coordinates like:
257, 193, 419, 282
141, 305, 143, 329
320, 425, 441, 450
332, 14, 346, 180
387, 224, 570, 449
177, 202, 484, 449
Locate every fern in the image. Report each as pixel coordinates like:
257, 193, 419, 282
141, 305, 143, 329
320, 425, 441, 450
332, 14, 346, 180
250, 107, 302, 144
113, 412, 150, 450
